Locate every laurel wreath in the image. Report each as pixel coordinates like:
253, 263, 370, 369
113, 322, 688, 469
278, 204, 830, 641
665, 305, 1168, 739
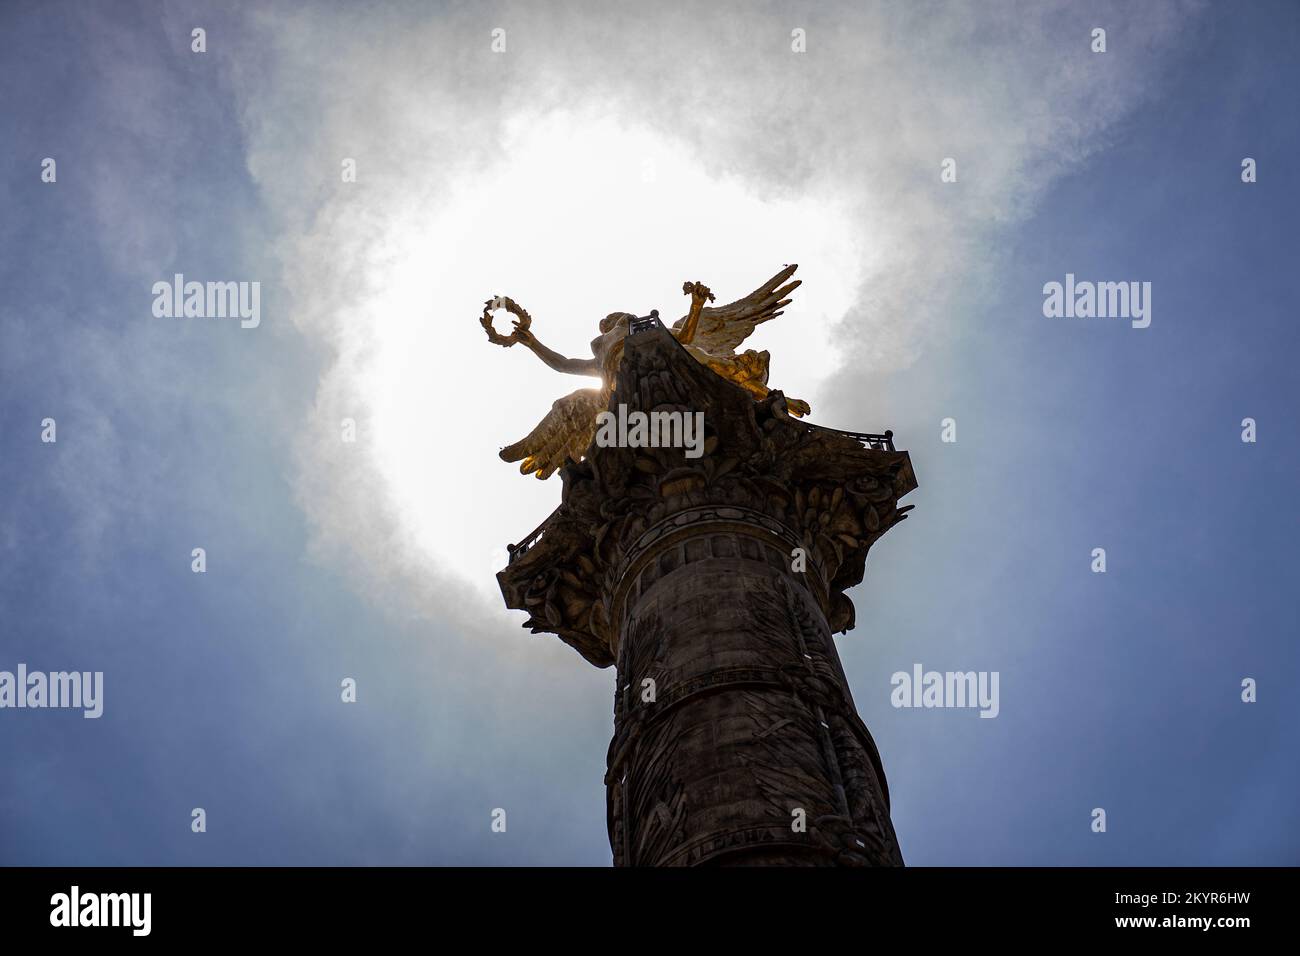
480, 296, 532, 347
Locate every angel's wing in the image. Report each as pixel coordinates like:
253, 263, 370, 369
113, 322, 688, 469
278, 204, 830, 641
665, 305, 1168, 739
671, 263, 801, 357
500, 388, 605, 479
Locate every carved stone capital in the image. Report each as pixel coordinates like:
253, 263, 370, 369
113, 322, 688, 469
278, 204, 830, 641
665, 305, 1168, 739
498, 325, 917, 666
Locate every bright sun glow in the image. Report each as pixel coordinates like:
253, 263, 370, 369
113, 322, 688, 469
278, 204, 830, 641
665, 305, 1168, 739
357, 111, 867, 594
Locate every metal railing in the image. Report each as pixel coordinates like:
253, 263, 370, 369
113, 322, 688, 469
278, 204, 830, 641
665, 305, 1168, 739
628, 310, 663, 335
806, 425, 895, 451
507, 510, 557, 565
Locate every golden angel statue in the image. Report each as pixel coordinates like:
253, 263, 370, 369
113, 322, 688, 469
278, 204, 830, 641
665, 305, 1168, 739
482, 264, 809, 479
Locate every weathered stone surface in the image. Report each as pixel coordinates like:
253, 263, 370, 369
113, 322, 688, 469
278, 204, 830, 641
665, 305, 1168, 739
498, 324, 916, 865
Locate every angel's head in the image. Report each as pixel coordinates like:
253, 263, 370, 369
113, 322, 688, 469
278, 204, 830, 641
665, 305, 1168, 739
599, 312, 634, 334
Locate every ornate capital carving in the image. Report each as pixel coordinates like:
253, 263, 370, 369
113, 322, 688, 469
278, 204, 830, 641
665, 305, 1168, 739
497, 325, 917, 666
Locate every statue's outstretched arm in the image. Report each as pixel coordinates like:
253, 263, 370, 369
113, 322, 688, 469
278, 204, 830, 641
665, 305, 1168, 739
516, 326, 600, 376
481, 296, 600, 376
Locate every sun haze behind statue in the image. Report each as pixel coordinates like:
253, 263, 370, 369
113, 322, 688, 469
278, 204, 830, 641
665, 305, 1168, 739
481, 264, 810, 479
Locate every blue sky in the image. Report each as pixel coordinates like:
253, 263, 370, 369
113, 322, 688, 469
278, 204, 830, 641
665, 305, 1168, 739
1, 0, 1296, 865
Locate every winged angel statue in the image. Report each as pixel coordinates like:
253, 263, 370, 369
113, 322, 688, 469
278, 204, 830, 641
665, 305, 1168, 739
481, 264, 809, 479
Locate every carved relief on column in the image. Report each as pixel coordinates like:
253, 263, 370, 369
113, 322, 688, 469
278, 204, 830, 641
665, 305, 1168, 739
601, 503, 903, 866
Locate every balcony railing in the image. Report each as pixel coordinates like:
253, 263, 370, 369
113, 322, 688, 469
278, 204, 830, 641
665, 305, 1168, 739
628, 310, 663, 335
507, 510, 556, 565
806, 424, 895, 451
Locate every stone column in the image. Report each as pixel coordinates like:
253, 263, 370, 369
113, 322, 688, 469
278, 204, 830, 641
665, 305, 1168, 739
498, 323, 916, 866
